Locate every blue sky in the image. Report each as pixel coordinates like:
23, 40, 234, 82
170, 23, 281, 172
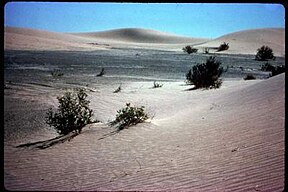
4, 2, 285, 38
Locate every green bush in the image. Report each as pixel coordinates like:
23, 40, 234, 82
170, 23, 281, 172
186, 56, 224, 89
110, 103, 148, 130
255, 46, 275, 61
182, 45, 198, 54
46, 88, 94, 135
217, 42, 229, 52
243, 74, 256, 80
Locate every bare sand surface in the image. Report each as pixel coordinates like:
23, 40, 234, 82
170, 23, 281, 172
4, 73, 285, 191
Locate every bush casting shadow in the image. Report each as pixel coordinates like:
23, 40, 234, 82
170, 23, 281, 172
17, 88, 96, 149
186, 56, 224, 89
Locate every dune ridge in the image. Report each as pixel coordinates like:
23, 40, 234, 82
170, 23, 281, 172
195, 28, 285, 56
4, 26, 285, 56
73, 28, 208, 44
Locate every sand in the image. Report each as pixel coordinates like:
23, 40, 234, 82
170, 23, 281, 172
4, 26, 285, 191
4, 73, 285, 191
5, 27, 285, 55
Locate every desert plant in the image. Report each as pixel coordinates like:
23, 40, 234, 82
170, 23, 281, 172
182, 45, 198, 54
243, 74, 256, 80
110, 103, 148, 130
272, 65, 285, 76
261, 62, 275, 72
96, 68, 105, 77
113, 85, 122, 93
51, 70, 64, 77
260, 63, 285, 76
152, 81, 163, 88
46, 88, 94, 135
203, 47, 210, 54
217, 42, 229, 52
186, 56, 224, 89
255, 46, 275, 61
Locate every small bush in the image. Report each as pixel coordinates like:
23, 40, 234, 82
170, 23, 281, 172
244, 74, 256, 80
51, 70, 64, 77
217, 42, 229, 52
186, 56, 224, 89
46, 88, 94, 135
152, 81, 163, 88
203, 47, 209, 54
113, 85, 121, 93
272, 65, 285, 76
96, 68, 105, 77
255, 46, 275, 61
260, 63, 285, 76
261, 62, 275, 72
182, 46, 198, 54
110, 103, 148, 130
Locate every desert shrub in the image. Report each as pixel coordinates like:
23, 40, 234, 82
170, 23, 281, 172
46, 88, 94, 135
272, 65, 285, 76
96, 68, 105, 77
217, 42, 229, 52
255, 46, 275, 61
152, 81, 163, 88
243, 74, 256, 80
182, 45, 198, 54
203, 47, 209, 54
110, 103, 148, 130
261, 62, 275, 72
186, 56, 224, 89
51, 70, 64, 77
113, 85, 122, 93
260, 63, 285, 76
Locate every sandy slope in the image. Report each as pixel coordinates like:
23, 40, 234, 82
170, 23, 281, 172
4, 27, 208, 51
195, 28, 285, 56
4, 73, 285, 191
73, 28, 208, 44
5, 27, 285, 55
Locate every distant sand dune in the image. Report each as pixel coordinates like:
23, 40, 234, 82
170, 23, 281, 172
4, 26, 285, 55
195, 28, 285, 56
73, 28, 208, 44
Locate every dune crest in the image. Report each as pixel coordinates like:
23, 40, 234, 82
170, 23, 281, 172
73, 28, 208, 44
4, 26, 285, 56
195, 28, 285, 56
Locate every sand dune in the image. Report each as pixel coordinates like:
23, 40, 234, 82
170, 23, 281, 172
4, 73, 284, 191
73, 28, 208, 44
4, 27, 108, 51
195, 28, 285, 56
5, 26, 285, 55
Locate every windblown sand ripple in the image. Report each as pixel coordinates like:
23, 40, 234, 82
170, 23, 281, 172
4, 73, 284, 191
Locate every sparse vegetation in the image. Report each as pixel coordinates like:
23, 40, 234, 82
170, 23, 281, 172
46, 88, 94, 135
182, 45, 198, 54
261, 63, 285, 76
203, 47, 209, 54
51, 70, 64, 77
255, 46, 275, 61
186, 56, 224, 89
113, 85, 122, 93
217, 42, 229, 52
243, 74, 256, 80
96, 68, 105, 77
109, 103, 149, 131
152, 81, 163, 88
